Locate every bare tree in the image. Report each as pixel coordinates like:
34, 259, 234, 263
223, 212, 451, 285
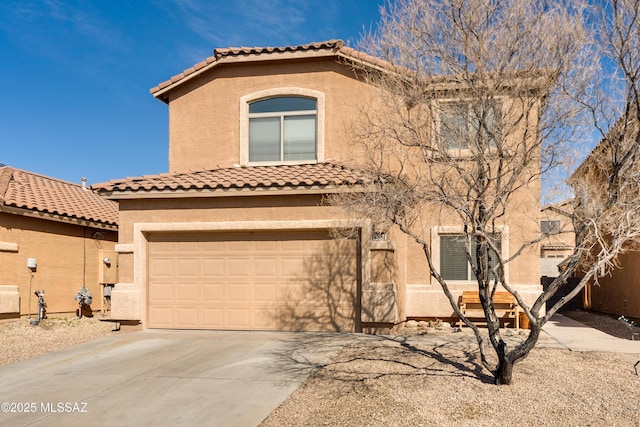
569, 1, 640, 307
333, 0, 602, 385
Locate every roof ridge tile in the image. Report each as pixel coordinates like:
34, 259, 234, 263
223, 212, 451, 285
151, 40, 356, 97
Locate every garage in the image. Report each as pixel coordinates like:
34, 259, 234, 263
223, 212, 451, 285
147, 230, 360, 331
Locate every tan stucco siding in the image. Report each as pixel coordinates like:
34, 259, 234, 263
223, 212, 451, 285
117, 195, 350, 242
0, 212, 117, 316
167, 59, 373, 172
591, 251, 640, 319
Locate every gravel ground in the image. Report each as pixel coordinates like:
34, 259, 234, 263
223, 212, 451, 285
0, 316, 139, 367
262, 322, 640, 427
1, 313, 639, 426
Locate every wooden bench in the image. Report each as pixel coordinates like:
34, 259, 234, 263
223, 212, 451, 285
458, 291, 519, 330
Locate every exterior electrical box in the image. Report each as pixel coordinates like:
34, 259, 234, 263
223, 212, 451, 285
98, 250, 118, 284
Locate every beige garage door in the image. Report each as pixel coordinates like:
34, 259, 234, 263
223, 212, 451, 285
147, 231, 359, 331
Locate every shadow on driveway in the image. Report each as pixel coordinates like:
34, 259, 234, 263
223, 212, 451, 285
0, 330, 350, 426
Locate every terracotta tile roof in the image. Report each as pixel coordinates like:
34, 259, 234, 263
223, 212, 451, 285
213, 39, 345, 59
150, 40, 389, 99
542, 242, 573, 250
0, 166, 118, 226
92, 163, 368, 196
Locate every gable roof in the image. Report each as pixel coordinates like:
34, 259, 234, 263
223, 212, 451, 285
150, 39, 387, 103
92, 163, 369, 199
0, 166, 118, 228
541, 199, 573, 216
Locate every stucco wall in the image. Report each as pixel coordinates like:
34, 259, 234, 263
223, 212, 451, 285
0, 212, 117, 317
590, 251, 640, 319
166, 58, 373, 172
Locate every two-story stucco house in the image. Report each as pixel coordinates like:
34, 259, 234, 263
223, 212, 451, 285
93, 40, 542, 332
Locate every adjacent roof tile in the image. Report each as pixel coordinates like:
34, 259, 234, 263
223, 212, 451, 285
0, 166, 118, 226
542, 242, 573, 250
92, 163, 368, 196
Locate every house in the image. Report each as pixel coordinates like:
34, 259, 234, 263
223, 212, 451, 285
93, 40, 543, 332
571, 116, 640, 320
540, 200, 575, 278
0, 166, 118, 318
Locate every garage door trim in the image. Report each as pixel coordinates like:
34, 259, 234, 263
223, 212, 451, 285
128, 220, 370, 330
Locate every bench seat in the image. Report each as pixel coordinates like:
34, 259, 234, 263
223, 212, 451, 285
458, 291, 520, 330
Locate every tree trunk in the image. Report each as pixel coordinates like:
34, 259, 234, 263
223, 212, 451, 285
495, 324, 541, 385
495, 358, 514, 385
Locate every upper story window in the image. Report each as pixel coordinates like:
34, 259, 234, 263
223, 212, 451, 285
541, 220, 561, 235
240, 88, 324, 166
248, 96, 317, 162
439, 100, 502, 150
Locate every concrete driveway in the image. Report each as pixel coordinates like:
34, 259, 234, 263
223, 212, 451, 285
0, 330, 351, 426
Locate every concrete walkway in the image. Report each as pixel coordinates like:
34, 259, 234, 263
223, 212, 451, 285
542, 313, 640, 353
0, 330, 350, 427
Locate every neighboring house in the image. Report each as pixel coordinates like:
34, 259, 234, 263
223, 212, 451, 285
571, 117, 640, 320
0, 166, 118, 318
540, 200, 575, 277
93, 40, 543, 332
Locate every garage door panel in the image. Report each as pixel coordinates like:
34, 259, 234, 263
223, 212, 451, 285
228, 240, 251, 252
254, 307, 278, 330
228, 258, 251, 276
202, 284, 224, 302
280, 240, 305, 252
227, 284, 250, 302
279, 257, 305, 277
199, 240, 226, 252
227, 308, 251, 328
176, 259, 199, 276
175, 241, 199, 251
149, 241, 175, 253
277, 282, 306, 300
149, 258, 176, 277
202, 308, 224, 328
176, 284, 199, 301
254, 284, 277, 302
202, 258, 225, 276
148, 231, 359, 331
253, 240, 278, 251
148, 306, 174, 327
176, 307, 199, 327
149, 283, 175, 302
254, 258, 278, 276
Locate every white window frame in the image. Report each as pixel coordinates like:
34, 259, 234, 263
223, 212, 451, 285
240, 88, 325, 166
431, 225, 509, 284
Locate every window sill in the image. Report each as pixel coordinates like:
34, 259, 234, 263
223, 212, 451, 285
242, 159, 319, 167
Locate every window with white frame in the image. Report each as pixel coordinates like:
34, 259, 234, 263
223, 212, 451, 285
248, 96, 317, 162
439, 100, 502, 150
440, 234, 502, 281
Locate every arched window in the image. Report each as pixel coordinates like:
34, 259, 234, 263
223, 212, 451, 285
240, 88, 324, 165
248, 96, 317, 162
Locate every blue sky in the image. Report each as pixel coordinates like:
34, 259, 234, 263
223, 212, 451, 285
0, 0, 383, 185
